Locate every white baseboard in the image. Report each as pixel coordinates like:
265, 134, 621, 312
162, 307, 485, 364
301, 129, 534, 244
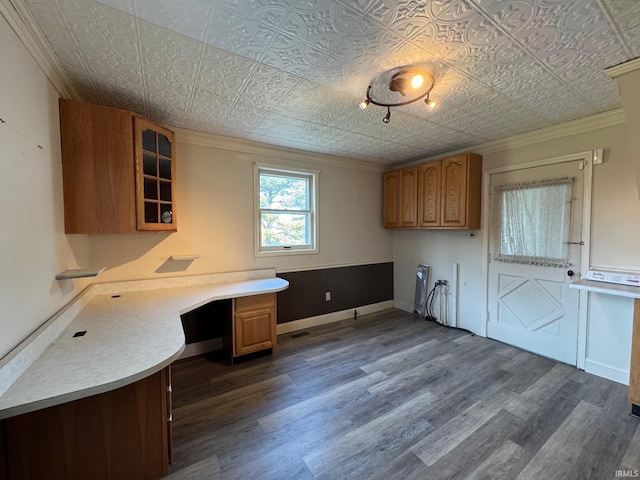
276, 301, 395, 335
176, 301, 395, 358
393, 298, 413, 314
584, 359, 629, 385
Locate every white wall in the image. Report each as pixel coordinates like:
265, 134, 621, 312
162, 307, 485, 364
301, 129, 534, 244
89, 138, 394, 283
0, 8, 394, 362
393, 117, 639, 384
0, 16, 91, 359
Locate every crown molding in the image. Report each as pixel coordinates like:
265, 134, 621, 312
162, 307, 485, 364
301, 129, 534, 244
0, 0, 79, 99
174, 127, 387, 173
398, 108, 626, 167
605, 57, 640, 78
476, 108, 625, 154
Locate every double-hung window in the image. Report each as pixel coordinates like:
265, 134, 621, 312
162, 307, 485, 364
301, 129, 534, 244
255, 164, 318, 256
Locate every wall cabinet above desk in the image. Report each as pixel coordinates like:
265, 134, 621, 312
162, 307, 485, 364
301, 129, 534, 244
59, 99, 177, 234
383, 152, 482, 230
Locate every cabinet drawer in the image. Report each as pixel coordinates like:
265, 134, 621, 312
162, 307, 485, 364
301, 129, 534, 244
234, 293, 276, 312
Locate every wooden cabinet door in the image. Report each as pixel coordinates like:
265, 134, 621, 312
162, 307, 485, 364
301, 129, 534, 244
60, 99, 136, 234
399, 166, 418, 228
441, 155, 468, 228
233, 294, 276, 357
383, 170, 400, 228
134, 117, 177, 232
418, 161, 441, 227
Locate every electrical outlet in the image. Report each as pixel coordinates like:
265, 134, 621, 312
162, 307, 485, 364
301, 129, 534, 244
325, 291, 331, 301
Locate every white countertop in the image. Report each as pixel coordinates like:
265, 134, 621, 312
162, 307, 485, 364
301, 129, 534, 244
570, 279, 640, 299
0, 276, 288, 420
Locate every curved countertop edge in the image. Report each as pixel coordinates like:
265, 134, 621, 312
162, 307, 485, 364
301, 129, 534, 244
0, 276, 289, 420
0, 344, 185, 420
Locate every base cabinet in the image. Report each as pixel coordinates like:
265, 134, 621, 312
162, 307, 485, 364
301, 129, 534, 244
233, 293, 277, 358
1, 367, 171, 480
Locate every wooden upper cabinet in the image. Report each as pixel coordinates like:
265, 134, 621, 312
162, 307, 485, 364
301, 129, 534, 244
418, 161, 441, 227
383, 167, 418, 228
442, 152, 482, 229
60, 99, 177, 234
399, 166, 418, 228
383, 170, 400, 228
441, 155, 469, 228
383, 152, 482, 230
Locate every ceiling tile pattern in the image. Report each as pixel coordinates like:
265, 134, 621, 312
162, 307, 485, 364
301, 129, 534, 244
22, 0, 640, 165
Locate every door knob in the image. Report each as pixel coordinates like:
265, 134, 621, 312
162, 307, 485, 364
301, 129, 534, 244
567, 270, 575, 277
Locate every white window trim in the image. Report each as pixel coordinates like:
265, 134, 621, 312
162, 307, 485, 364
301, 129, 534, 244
254, 162, 319, 257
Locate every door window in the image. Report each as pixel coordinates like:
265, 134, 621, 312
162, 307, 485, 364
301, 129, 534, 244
493, 177, 574, 268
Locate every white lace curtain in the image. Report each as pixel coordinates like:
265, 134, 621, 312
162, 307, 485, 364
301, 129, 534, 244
493, 177, 574, 268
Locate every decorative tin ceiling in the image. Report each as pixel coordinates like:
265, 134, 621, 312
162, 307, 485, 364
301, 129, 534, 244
21, 0, 640, 165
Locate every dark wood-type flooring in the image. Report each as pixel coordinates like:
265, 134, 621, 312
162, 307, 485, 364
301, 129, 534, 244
167, 309, 640, 480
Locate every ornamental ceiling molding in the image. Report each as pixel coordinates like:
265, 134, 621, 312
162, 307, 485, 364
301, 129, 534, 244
0, 0, 79, 99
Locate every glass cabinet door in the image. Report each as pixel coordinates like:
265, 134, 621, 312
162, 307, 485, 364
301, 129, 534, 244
134, 117, 177, 231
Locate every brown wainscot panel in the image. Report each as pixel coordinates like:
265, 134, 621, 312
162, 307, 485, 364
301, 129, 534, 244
277, 262, 393, 324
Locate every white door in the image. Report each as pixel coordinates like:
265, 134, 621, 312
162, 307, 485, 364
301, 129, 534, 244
487, 159, 585, 365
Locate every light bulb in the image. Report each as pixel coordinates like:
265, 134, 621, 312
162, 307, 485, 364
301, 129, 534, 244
383, 108, 391, 123
411, 74, 424, 89
359, 98, 370, 110
425, 98, 437, 109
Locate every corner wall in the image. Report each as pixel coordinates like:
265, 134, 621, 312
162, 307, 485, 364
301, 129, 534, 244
0, 15, 91, 359
393, 115, 637, 384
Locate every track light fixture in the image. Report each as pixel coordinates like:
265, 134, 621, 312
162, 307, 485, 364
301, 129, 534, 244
359, 65, 436, 123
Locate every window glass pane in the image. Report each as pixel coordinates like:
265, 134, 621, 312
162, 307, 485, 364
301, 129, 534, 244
144, 201, 158, 223
494, 177, 573, 267
261, 212, 309, 247
143, 153, 157, 176
159, 158, 172, 179
158, 134, 171, 157
142, 129, 156, 153
260, 174, 309, 210
159, 180, 172, 202
144, 177, 158, 200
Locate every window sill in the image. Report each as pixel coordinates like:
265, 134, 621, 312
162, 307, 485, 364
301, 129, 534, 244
254, 248, 319, 258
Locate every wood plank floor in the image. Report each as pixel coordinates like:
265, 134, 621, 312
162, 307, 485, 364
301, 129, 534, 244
167, 309, 640, 480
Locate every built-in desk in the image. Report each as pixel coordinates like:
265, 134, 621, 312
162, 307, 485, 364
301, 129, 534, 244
0, 271, 288, 479
570, 279, 640, 415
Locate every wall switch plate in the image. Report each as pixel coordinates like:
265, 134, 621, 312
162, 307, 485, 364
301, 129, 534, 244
325, 291, 331, 301
593, 148, 603, 165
